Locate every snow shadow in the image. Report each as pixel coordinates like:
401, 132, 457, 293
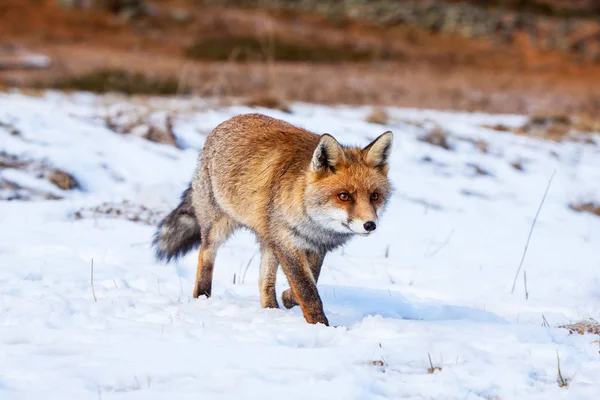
320, 285, 505, 326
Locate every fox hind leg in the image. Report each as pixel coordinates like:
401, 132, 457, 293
193, 215, 238, 298
259, 244, 279, 308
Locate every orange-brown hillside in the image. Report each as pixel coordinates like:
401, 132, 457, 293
1, 0, 600, 115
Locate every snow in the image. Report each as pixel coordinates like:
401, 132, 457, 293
1, 91, 599, 399
0, 53, 51, 70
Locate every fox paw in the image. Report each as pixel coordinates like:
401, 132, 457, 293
281, 289, 299, 309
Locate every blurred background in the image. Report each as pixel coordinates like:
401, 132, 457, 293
1, 0, 600, 117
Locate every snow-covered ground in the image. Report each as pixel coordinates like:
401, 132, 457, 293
1, 92, 599, 399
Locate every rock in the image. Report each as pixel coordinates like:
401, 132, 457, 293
48, 170, 80, 191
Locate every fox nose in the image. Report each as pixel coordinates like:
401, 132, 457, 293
363, 221, 376, 232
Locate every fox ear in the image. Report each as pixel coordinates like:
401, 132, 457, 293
363, 131, 393, 170
312, 134, 346, 173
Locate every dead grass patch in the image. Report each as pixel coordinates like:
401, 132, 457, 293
0, 178, 62, 201
365, 107, 389, 125
0, 152, 27, 170
48, 170, 79, 191
419, 126, 452, 150
186, 35, 377, 63
461, 189, 490, 199
510, 160, 525, 171
0, 151, 80, 194
512, 113, 600, 143
38, 69, 187, 96
574, 116, 600, 133
104, 110, 180, 148
466, 162, 493, 177
559, 319, 600, 335
474, 139, 489, 153
483, 114, 599, 144
365, 358, 387, 373
244, 93, 291, 113
482, 124, 511, 132
569, 202, 600, 217
73, 200, 165, 225
369, 360, 385, 367
0, 120, 20, 136
516, 113, 572, 141
457, 136, 489, 153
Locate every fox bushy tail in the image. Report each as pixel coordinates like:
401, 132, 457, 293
153, 185, 201, 262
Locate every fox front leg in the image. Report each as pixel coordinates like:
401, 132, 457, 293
275, 247, 328, 326
282, 251, 325, 309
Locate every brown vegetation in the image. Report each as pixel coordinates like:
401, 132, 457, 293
104, 107, 180, 147
559, 319, 600, 335
40, 69, 186, 95
0, 178, 62, 201
365, 108, 390, 125
466, 163, 493, 177
420, 127, 452, 150
569, 202, 600, 217
485, 113, 600, 142
244, 92, 291, 113
0, 151, 80, 200
186, 35, 379, 63
510, 160, 525, 171
2, 1, 600, 116
48, 170, 79, 190
73, 200, 165, 225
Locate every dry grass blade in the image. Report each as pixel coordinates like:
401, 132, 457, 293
424, 229, 455, 258
556, 352, 570, 388
427, 353, 442, 374
91, 259, 97, 302
510, 170, 555, 295
240, 252, 257, 284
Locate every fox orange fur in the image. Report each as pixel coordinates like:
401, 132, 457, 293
154, 113, 393, 325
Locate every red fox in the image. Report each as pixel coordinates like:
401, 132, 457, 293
154, 113, 393, 325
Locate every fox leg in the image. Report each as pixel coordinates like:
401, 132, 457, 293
282, 251, 324, 309
276, 248, 328, 326
193, 216, 237, 298
258, 244, 279, 309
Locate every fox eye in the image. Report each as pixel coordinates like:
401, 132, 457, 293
338, 193, 350, 202
371, 192, 379, 201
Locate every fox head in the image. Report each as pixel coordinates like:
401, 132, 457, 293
305, 131, 393, 236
